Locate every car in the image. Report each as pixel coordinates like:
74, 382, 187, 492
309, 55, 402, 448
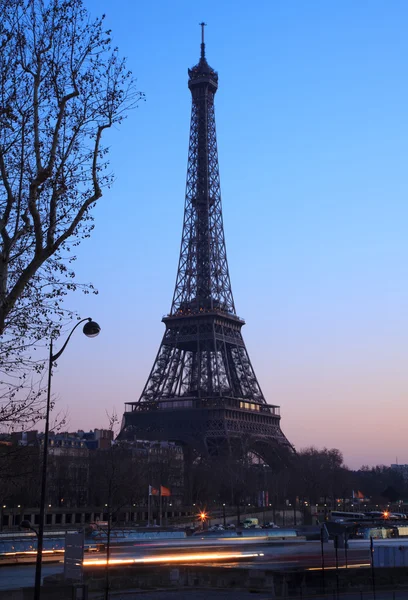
208, 525, 224, 532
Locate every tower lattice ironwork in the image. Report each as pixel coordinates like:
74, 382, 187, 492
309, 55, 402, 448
120, 25, 293, 465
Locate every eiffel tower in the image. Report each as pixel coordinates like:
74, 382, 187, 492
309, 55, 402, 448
120, 25, 293, 468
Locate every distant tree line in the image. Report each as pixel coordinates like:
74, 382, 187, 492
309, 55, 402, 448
1, 439, 406, 516
189, 446, 408, 510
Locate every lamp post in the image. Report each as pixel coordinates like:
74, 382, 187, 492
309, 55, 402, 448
0, 505, 5, 532
34, 318, 100, 600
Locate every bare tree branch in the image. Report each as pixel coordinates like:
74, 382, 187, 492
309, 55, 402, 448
0, 0, 144, 424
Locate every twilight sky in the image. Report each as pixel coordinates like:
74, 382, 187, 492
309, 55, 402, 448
51, 0, 408, 470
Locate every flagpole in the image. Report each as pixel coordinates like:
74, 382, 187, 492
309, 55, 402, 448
147, 486, 151, 527
159, 486, 162, 528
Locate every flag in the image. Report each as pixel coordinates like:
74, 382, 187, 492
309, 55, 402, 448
356, 490, 364, 499
149, 485, 159, 496
160, 485, 171, 497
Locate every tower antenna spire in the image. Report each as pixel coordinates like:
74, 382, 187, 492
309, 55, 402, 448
199, 21, 207, 59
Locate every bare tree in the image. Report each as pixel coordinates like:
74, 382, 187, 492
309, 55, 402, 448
0, 381, 44, 428
0, 0, 143, 419
292, 446, 350, 506
0, 441, 40, 509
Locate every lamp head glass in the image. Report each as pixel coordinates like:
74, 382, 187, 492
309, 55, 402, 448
83, 320, 101, 338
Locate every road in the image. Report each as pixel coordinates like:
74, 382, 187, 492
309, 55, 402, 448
83, 537, 370, 569
0, 536, 373, 590
94, 592, 408, 600
0, 563, 62, 590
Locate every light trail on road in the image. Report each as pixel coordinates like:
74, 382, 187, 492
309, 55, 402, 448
307, 563, 370, 570
84, 551, 265, 567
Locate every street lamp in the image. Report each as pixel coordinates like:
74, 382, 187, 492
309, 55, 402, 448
34, 317, 100, 600
199, 511, 208, 530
